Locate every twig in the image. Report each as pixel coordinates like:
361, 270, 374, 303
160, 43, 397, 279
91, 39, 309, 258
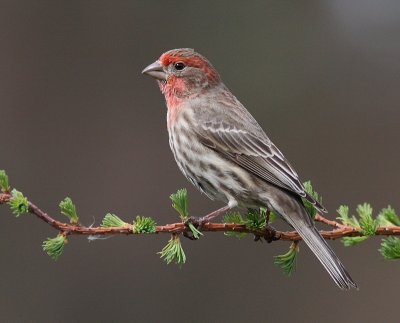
1, 192, 400, 241
314, 213, 345, 229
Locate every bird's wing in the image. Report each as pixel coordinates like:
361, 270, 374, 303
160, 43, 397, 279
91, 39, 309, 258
195, 120, 327, 213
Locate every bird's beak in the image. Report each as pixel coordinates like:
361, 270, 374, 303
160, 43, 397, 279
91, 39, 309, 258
142, 60, 166, 80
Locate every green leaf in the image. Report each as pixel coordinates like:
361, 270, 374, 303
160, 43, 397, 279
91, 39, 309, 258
170, 188, 200, 238
357, 203, 378, 236
59, 197, 79, 224
223, 212, 245, 224
268, 210, 279, 223
186, 222, 203, 239
336, 205, 360, 227
101, 213, 129, 228
274, 242, 299, 276
159, 235, 186, 265
223, 212, 247, 239
377, 206, 400, 226
42, 234, 67, 260
342, 236, 369, 246
8, 189, 29, 216
380, 236, 400, 260
302, 181, 322, 218
133, 215, 156, 234
245, 208, 267, 231
0, 170, 10, 192
170, 189, 188, 220
338, 203, 377, 246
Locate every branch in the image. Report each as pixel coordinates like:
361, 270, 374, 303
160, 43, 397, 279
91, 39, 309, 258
2, 170, 400, 273
1, 192, 400, 240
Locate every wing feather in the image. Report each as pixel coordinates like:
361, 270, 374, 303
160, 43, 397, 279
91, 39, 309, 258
196, 121, 326, 213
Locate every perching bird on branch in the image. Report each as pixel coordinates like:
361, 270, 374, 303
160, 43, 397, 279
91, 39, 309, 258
142, 48, 357, 290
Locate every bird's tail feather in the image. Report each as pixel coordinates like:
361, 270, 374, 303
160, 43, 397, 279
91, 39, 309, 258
274, 198, 357, 290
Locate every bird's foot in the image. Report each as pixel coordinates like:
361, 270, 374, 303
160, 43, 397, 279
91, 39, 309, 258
263, 224, 279, 243
253, 224, 279, 243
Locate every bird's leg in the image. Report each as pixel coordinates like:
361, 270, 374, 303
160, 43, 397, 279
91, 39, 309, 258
198, 204, 232, 223
184, 205, 231, 237
198, 200, 238, 224
263, 209, 280, 243
184, 202, 237, 239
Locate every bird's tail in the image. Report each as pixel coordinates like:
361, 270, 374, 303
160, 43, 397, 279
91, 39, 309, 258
272, 197, 357, 290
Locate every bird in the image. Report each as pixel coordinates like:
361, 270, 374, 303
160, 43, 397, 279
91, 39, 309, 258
142, 48, 357, 290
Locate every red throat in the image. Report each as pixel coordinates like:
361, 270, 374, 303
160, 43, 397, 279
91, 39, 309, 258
159, 76, 185, 106
158, 78, 185, 128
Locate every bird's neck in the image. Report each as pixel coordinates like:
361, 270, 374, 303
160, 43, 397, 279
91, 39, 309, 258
166, 101, 183, 129
158, 81, 184, 128
159, 77, 221, 129
158, 78, 196, 129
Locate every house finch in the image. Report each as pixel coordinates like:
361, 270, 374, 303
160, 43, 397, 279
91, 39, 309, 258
142, 48, 357, 289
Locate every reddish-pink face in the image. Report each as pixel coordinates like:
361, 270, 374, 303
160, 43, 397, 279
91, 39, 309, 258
142, 48, 220, 99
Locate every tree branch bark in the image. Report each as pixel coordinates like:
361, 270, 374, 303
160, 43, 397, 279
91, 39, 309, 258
1, 192, 400, 241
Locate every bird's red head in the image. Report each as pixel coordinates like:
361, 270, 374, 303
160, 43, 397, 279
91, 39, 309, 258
159, 48, 220, 84
142, 48, 220, 107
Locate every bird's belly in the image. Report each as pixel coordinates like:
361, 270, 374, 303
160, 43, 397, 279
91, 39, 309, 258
169, 128, 265, 206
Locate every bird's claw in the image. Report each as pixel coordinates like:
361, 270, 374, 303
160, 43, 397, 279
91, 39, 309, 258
263, 224, 279, 243
253, 224, 279, 243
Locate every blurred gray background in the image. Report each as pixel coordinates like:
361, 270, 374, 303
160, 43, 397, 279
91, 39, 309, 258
1, 1, 399, 322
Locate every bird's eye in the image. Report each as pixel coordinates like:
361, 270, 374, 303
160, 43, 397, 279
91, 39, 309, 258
174, 62, 186, 71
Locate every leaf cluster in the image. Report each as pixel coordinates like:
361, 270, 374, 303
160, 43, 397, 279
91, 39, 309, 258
223, 207, 277, 239
158, 235, 186, 265
59, 197, 79, 224
377, 207, 400, 260
377, 206, 400, 226
380, 236, 400, 260
42, 234, 67, 260
101, 213, 129, 228
274, 242, 299, 276
8, 189, 29, 216
245, 208, 267, 231
337, 204, 400, 260
170, 188, 202, 239
302, 181, 322, 218
0, 170, 10, 192
133, 216, 156, 234
223, 212, 247, 239
337, 203, 378, 246
170, 189, 188, 220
